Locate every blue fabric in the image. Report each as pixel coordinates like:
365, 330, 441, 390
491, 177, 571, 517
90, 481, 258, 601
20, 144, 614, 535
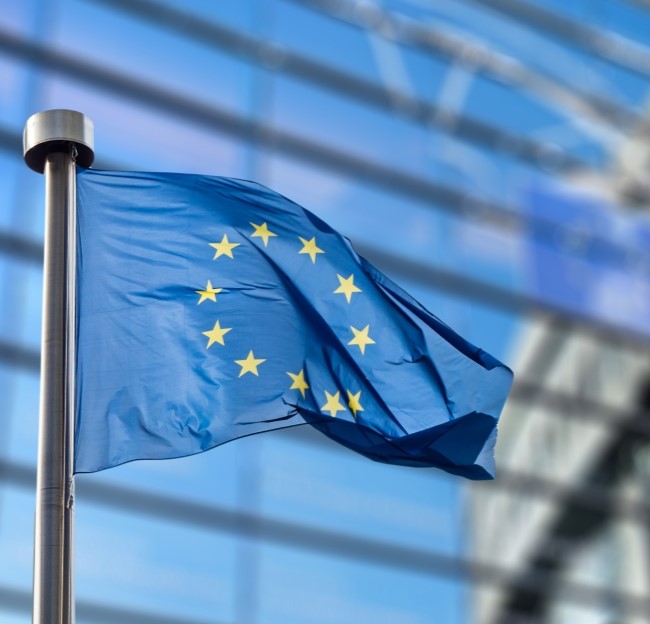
74, 169, 513, 478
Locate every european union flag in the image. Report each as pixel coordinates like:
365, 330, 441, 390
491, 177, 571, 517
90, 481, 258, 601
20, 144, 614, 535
75, 169, 513, 479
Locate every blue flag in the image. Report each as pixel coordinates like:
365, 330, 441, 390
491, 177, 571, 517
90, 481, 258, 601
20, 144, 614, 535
74, 169, 512, 479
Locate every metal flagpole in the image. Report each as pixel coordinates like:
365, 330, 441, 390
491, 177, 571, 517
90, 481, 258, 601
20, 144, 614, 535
23, 110, 94, 624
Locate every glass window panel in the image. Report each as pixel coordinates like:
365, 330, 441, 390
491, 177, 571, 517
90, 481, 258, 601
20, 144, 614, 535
256, 542, 467, 624
75, 500, 238, 620
0, 367, 39, 465
0, 156, 24, 232
54, 0, 253, 116
275, 1, 381, 83
0, 60, 32, 128
0, 488, 36, 594
259, 427, 463, 554
0, 260, 42, 351
0, 1, 33, 36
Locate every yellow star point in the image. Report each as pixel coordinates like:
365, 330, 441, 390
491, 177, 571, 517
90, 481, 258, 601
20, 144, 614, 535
195, 280, 222, 304
320, 390, 346, 417
287, 369, 309, 398
210, 234, 240, 259
202, 321, 232, 348
250, 222, 277, 247
235, 350, 266, 377
348, 325, 376, 355
347, 390, 364, 418
334, 273, 362, 303
298, 236, 324, 263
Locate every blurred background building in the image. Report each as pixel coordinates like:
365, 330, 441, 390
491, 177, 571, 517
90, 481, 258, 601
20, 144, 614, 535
1, 0, 650, 622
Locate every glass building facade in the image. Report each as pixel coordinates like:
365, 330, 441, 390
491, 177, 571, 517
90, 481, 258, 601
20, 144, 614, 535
1, 0, 650, 622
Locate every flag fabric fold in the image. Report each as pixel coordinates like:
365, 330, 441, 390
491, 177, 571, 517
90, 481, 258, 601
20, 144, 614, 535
74, 169, 512, 479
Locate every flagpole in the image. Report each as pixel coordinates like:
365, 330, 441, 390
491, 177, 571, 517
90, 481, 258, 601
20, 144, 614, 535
23, 110, 94, 624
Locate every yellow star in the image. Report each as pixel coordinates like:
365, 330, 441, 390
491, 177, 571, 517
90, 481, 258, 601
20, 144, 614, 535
347, 390, 364, 418
348, 325, 376, 355
320, 390, 345, 417
334, 273, 362, 303
250, 222, 277, 247
210, 234, 240, 259
287, 369, 309, 398
298, 236, 324, 263
195, 280, 222, 304
235, 350, 266, 377
202, 321, 232, 348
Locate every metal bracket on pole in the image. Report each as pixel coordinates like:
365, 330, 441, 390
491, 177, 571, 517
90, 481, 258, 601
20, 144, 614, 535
23, 110, 94, 624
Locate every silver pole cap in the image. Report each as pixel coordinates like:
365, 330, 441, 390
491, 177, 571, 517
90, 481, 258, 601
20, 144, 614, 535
23, 109, 95, 173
